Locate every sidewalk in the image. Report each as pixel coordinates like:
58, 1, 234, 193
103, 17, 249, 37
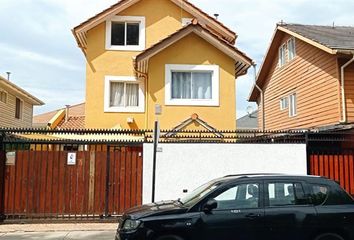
0, 223, 117, 240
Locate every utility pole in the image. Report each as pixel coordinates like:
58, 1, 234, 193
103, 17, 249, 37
151, 104, 161, 203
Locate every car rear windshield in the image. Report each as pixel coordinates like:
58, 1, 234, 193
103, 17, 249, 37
311, 183, 354, 205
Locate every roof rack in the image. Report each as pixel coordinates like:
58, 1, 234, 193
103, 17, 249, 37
223, 173, 285, 178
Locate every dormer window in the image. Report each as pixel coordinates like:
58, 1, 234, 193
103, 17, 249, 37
106, 16, 146, 51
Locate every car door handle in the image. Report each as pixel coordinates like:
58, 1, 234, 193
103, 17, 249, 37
245, 213, 261, 219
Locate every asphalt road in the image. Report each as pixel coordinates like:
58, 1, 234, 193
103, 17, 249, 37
0, 231, 116, 240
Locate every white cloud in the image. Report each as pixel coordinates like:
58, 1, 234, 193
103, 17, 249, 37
0, 43, 81, 72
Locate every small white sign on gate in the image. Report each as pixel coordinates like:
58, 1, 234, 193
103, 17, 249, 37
67, 152, 77, 165
6, 152, 16, 165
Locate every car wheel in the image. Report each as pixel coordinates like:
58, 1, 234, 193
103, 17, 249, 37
314, 233, 345, 240
156, 235, 184, 240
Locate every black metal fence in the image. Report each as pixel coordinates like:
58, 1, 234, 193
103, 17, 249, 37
0, 127, 308, 223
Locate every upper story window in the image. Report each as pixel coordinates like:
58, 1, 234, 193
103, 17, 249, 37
288, 38, 296, 61
278, 44, 286, 67
280, 97, 288, 110
106, 16, 146, 51
165, 64, 219, 106
15, 97, 23, 119
0, 90, 7, 104
104, 76, 145, 113
279, 38, 296, 67
289, 93, 297, 117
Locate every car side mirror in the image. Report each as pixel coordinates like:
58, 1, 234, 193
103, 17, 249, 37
203, 199, 218, 213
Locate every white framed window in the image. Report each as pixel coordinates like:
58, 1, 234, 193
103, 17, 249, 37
278, 43, 286, 67
288, 38, 296, 61
280, 97, 289, 110
289, 93, 297, 117
15, 97, 23, 119
165, 64, 219, 106
0, 89, 7, 104
106, 16, 146, 51
104, 76, 145, 113
182, 18, 193, 26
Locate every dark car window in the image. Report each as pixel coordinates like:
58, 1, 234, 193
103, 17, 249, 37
213, 183, 260, 210
267, 182, 307, 206
311, 184, 328, 205
311, 183, 354, 205
180, 181, 221, 207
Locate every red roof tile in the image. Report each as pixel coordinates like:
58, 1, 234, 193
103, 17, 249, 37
57, 116, 85, 130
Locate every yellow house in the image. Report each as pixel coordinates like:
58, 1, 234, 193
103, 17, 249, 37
72, 0, 252, 130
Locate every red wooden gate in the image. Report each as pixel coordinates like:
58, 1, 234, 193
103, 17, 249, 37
309, 152, 354, 195
1, 146, 143, 220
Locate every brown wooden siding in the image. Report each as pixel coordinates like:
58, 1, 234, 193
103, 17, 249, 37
259, 34, 340, 130
345, 62, 354, 122
0, 87, 34, 128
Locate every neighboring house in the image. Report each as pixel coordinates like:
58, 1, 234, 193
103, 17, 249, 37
0, 75, 44, 128
249, 23, 354, 131
236, 110, 258, 130
33, 103, 85, 129
72, 0, 252, 130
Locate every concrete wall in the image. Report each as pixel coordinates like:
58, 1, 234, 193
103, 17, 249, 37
143, 143, 307, 204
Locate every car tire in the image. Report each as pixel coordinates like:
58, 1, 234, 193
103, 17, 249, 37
156, 235, 184, 240
314, 233, 345, 240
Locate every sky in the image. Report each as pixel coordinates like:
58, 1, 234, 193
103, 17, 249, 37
0, 0, 354, 118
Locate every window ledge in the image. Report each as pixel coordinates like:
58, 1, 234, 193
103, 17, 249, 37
106, 45, 145, 52
165, 99, 219, 107
104, 107, 145, 113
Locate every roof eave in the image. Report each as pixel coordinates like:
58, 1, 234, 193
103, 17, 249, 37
0, 78, 45, 106
277, 26, 337, 55
135, 23, 252, 78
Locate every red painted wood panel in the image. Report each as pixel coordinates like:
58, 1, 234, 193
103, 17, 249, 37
310, 153, 354, 195
2, 145, 143, 220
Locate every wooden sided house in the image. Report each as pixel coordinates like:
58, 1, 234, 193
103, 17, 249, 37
72, 0, 252, 131
249, 23, 354, 131
0, 75, 44, 128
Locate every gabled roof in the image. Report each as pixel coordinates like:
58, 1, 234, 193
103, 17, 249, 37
72, 0, 237, 54
135, 20, 252, 77
236, 110, 258, 130
281, 24, 354, 52
248, 23, 354, 102
33, 103, 85, 129
0, 76, 44, 105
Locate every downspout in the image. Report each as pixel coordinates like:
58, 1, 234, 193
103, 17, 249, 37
253, 64, 265, 132
133, 58, 149, 129
340, 53, 354, 123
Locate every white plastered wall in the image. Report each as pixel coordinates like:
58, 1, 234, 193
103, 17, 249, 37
142, 143, 307, 204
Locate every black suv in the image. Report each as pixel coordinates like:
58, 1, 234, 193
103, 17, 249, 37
115, 174, 354, 240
